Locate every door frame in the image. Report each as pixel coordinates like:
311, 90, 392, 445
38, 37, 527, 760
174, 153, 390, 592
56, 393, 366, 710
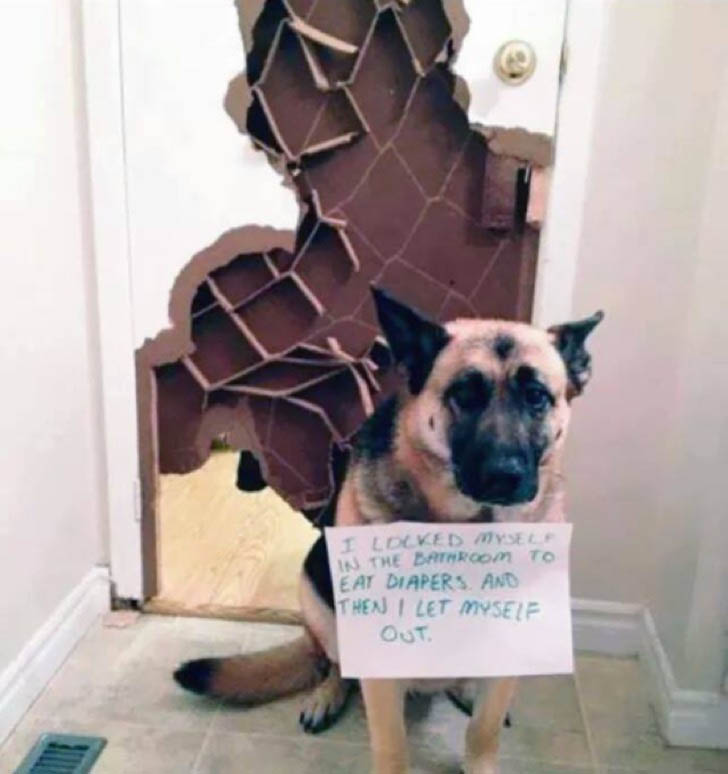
83, 0, 143, 599
83, 0, 606, 601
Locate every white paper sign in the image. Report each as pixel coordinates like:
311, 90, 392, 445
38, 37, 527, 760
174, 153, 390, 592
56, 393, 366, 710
324, 522, 574, 679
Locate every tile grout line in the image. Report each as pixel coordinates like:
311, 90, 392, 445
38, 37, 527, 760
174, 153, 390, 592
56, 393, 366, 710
173, 606, 226, 769
190, 702, 221, 773
206, 726, 373, 750
573, 659, 603, 774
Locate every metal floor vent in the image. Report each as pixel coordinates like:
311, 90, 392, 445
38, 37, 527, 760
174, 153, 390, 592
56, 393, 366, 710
14, 733, 106, 774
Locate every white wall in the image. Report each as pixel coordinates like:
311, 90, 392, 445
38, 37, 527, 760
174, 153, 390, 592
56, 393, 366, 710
564, 0, 728, 693
0, 0, 107, 674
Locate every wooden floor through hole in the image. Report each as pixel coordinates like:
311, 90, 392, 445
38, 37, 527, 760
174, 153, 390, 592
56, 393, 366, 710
149, 450, 317, 621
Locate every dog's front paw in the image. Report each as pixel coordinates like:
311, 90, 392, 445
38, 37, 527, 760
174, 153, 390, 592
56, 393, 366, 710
299, 674, 353, 734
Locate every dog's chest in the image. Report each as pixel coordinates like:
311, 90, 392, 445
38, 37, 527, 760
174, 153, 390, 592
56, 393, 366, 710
385, 477, 431, 521
406, 678, 469, 694
364, 467, 489, 524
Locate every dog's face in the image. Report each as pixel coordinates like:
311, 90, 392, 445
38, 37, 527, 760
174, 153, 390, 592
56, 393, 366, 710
372, 288, 603, 507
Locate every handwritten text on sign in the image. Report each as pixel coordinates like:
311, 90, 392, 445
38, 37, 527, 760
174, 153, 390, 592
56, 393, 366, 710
324, 522, 574, 679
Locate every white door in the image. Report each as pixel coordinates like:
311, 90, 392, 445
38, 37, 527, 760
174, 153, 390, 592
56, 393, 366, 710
84, 0, 569, 600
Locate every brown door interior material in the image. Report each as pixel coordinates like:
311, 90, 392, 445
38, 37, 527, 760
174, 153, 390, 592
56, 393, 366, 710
136, 0, 544, 613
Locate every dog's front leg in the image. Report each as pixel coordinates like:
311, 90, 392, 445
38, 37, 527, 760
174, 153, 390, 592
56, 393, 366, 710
463, 677, 517, 774
361, 678, 408, 774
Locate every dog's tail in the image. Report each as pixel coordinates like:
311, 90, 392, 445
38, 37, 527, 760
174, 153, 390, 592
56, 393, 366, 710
173, 632, 320, 704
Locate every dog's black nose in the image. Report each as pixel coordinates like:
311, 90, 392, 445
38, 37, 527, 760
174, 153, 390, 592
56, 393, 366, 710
454, 448, 537, 505
482, 456, 526, 501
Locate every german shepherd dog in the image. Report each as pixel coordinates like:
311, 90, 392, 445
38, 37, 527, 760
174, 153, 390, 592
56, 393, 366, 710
175, 287, 602, 774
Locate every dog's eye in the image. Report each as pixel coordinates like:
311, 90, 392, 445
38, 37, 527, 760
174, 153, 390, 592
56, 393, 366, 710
446, 372, 491, 414
523, 384, 551, 412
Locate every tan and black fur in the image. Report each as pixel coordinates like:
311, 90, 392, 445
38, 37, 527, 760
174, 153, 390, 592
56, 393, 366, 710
175, 287, 603, 773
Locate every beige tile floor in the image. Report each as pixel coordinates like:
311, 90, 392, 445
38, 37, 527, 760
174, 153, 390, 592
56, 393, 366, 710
2, 614, 727, 774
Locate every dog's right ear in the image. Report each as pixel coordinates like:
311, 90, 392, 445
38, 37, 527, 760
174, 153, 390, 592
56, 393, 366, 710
371, 286, 449, 395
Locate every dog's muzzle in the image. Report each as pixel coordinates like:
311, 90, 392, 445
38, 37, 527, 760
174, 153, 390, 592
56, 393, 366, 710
454, 449, 538, 506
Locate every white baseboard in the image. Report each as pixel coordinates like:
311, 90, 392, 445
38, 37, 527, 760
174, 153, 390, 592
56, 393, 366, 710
572, 598, 644, 656
572, 598, 728, 750
638, 607, 728, 749
0, 566, 110, 745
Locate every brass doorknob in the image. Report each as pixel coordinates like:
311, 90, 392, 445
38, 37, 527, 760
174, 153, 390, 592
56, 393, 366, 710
494, 40, 536, 86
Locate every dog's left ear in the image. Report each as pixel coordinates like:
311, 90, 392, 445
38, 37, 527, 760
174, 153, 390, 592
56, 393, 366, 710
548, 310, 604, 398
371, 286, 450, 394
